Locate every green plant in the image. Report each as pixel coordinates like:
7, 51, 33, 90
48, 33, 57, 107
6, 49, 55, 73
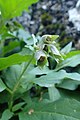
0, 0, 80, 120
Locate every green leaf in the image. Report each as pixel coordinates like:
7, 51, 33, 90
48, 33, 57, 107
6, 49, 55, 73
0, 78, 6, 92
48, 86, 60, 102
3, 64, 34, 92
20, 68, 35, 91
56, 54, 80, 70
3, 40, 20, 55
0, 91, 10, 103
63, 50, 80, 59
57, 78, 79, 90
0, 109, 13, 120
21, 92, 32, 103
0, 0, 38, 19
0, 29, 15, 40
33, 70, 80, 87
3, 65, 21, 90
61, 42, 72, 54
0, 53, 35, 70
59, 89, 80, 101
13, 29, 32, 45
29, 66, 52, 75
19, 99, 80, 120
12, 102, 25, 112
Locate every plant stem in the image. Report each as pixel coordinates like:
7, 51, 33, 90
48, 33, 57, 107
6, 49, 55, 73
48, 86, 60, 102
6, 87, 13, 94
9, 53, 34, 110
9, 94, 14, 111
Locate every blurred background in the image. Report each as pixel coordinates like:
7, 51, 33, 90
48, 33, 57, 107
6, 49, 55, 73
13, 0, 80, 49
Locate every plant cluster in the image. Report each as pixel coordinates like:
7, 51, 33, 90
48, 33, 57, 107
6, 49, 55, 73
0, 0, 80, 120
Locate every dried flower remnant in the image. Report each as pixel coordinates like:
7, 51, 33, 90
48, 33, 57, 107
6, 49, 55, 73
28, 109, 34, 115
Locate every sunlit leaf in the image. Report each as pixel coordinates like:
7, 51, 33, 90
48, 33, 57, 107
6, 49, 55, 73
0, 0, 38, 19
0, 53, 35, 70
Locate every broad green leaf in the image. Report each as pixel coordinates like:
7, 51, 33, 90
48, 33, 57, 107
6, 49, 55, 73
59, 89, 80, 101
20, 71, 35, 91
3, 65, 21, 90
33, 70, 80, 87
56, 54, 80, 70
3, 65, 34, 92
19, 99, 80, 120
0, 0, 38, 19
0, 109, 13, 120
0, 78, 6, 92
0, 53, 35, 70
29, 66, 52, 75
33, 70, 65, 87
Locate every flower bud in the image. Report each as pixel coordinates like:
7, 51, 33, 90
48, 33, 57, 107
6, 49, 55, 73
41, 35, 59, 44
35, 50, 47, 67
50, 45, 61, 56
